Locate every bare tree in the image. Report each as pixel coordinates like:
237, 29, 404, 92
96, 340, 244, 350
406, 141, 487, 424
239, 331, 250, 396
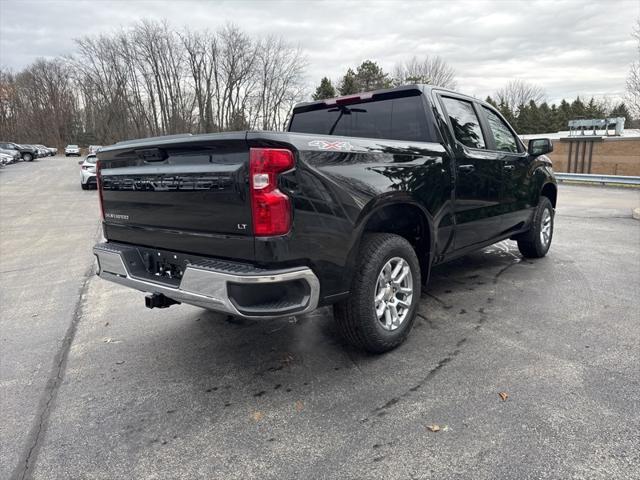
495, 79, 546, 112
0, 59, 77, 146
254, 36, 306, 130
393, 55, 457, 89
626, 19, 640, 119
0, 21, 307, 145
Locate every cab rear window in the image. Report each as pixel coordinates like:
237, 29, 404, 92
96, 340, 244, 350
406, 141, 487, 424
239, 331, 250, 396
289, 94, 435, 142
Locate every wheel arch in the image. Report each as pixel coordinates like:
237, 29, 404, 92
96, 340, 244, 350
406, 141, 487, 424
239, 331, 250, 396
540, 182, 557, 208
346, 197, 436, 286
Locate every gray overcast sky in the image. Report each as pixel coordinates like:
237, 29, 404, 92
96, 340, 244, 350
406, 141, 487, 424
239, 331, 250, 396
1, 0, 638, 104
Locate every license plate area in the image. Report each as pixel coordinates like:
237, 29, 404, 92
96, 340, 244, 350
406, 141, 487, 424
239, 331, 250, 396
123, 246, 196, 287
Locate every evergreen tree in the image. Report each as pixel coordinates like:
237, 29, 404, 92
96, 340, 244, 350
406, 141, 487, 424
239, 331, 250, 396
354, 60, 391, 91
485, 96, 498, 108
515, 103, 532, 134
549, 104, 562, 132
557, 99, 572, 130
570, 96, 586, 118
585, 97, 607, 118
609, 103, 632, 125
497, 100, 516, 125
312, 77, 336, 100
538, 102, 552, 133
339, 68, 359, 95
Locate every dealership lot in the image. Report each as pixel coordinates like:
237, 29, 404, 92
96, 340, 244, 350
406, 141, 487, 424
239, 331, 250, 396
1, 156, 639, 479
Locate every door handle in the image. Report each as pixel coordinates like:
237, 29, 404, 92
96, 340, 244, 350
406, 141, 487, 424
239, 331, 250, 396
458, 164, 475, 173
503, 164, 515, 171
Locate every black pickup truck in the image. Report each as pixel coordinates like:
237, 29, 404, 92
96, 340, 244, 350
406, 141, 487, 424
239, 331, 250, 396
93, 85, 556, 353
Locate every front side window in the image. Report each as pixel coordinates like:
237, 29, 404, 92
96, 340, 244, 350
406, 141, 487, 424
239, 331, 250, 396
482, 107, 519, 153
441, 97, 485, 149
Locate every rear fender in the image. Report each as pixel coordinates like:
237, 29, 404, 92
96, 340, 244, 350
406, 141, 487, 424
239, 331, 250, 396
344, 194, 436, 287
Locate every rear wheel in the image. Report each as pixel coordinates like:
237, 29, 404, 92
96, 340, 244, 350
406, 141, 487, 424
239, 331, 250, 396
517, 196, 554, 258
22, 153, 33, 162
333, 233, 421, 353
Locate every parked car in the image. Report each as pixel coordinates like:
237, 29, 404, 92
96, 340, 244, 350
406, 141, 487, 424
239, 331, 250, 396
0, 152, 13, 166
35, 144, 54, 157
88, 145, 103, 155
92, 84, 556, 353
79, 154, 98, 189
49, 147, 58, 156
0, 147, 21, 163
65, 144, 81, 156
0, 142, 37, 161
34, 145, 47, 157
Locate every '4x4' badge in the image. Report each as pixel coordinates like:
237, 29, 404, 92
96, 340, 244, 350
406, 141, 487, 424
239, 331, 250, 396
308, 140, 354, 151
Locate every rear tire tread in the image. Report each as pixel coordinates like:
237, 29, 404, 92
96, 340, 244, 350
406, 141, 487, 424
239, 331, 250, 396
334, 233, 421, 353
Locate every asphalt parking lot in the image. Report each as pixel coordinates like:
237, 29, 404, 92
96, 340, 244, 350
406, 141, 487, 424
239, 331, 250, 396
1, 155, 639, 480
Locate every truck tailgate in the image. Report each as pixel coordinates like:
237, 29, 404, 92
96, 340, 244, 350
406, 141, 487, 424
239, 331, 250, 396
98, 133, 254, 260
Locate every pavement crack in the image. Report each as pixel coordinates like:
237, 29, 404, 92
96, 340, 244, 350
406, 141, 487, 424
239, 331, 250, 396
11, 263, 95, 480
371, 349, 461, 416
493, 259, 521, 284
422, 290, 453, 310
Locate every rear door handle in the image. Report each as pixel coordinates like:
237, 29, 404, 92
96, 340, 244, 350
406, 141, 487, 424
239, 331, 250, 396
458, 164, 475, 173
504, 164, 515, 171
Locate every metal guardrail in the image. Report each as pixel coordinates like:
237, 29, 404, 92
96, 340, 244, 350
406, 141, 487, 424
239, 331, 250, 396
555, 173, 640, 186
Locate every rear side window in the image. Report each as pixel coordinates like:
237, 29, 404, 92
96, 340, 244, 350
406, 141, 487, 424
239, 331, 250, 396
441, 97, 485, 149
482, 107, 519, 153
289, 95, 433, 142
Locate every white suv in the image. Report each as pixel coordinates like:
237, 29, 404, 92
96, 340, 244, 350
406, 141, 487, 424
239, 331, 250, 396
79, 154, 97, 190
65, 144, 81, 156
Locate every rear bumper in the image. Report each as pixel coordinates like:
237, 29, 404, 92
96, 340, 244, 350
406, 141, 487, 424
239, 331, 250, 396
93, 242, 320, 319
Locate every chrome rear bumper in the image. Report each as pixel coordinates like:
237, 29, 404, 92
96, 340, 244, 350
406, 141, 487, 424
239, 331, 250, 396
93, 242, 320, 319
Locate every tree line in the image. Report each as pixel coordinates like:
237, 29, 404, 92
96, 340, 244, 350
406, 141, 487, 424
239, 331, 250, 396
313, 65, 636, 135
0, 21, 306, 147
1, 19, 638, 147
487, 80, 634, 134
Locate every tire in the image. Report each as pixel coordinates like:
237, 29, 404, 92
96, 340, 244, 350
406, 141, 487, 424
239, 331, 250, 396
22, 153, 33, 162
517, 196, 554, 258
81, 183, 89, 190
333, 233, 421, 353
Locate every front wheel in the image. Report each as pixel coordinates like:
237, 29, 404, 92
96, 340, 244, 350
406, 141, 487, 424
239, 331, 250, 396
22, 153, 33, 162
333, 233, 421, 353
517, 197, 554, 258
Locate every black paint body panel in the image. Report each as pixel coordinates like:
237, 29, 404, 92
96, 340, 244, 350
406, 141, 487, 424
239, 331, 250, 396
97, 85, 556, 305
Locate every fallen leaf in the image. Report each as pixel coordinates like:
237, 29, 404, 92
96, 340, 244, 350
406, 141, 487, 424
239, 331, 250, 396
498, 391, 509, 401
104, 322, 110, 326
251, 411, 264, 422
295, 400, 304, 412
282, 353, 294, 366
115, 360, 125, 365
427, 424, 440, 432
31, 313, 38, 317
442, 425, 449, 432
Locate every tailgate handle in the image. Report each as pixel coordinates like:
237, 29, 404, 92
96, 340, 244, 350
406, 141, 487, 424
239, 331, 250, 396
136, 148, 167, 163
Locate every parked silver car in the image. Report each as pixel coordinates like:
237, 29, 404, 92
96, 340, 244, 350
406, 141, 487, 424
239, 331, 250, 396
79, 154, 97, 189
0, 147, 21, 163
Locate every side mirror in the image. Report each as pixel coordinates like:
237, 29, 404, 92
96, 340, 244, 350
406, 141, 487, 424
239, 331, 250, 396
78, 160, 84, 165
528, 138, 553, 156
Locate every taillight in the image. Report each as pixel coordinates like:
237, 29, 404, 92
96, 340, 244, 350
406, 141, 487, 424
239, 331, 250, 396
249, 148, 294, 236
96, 160, 104, 220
